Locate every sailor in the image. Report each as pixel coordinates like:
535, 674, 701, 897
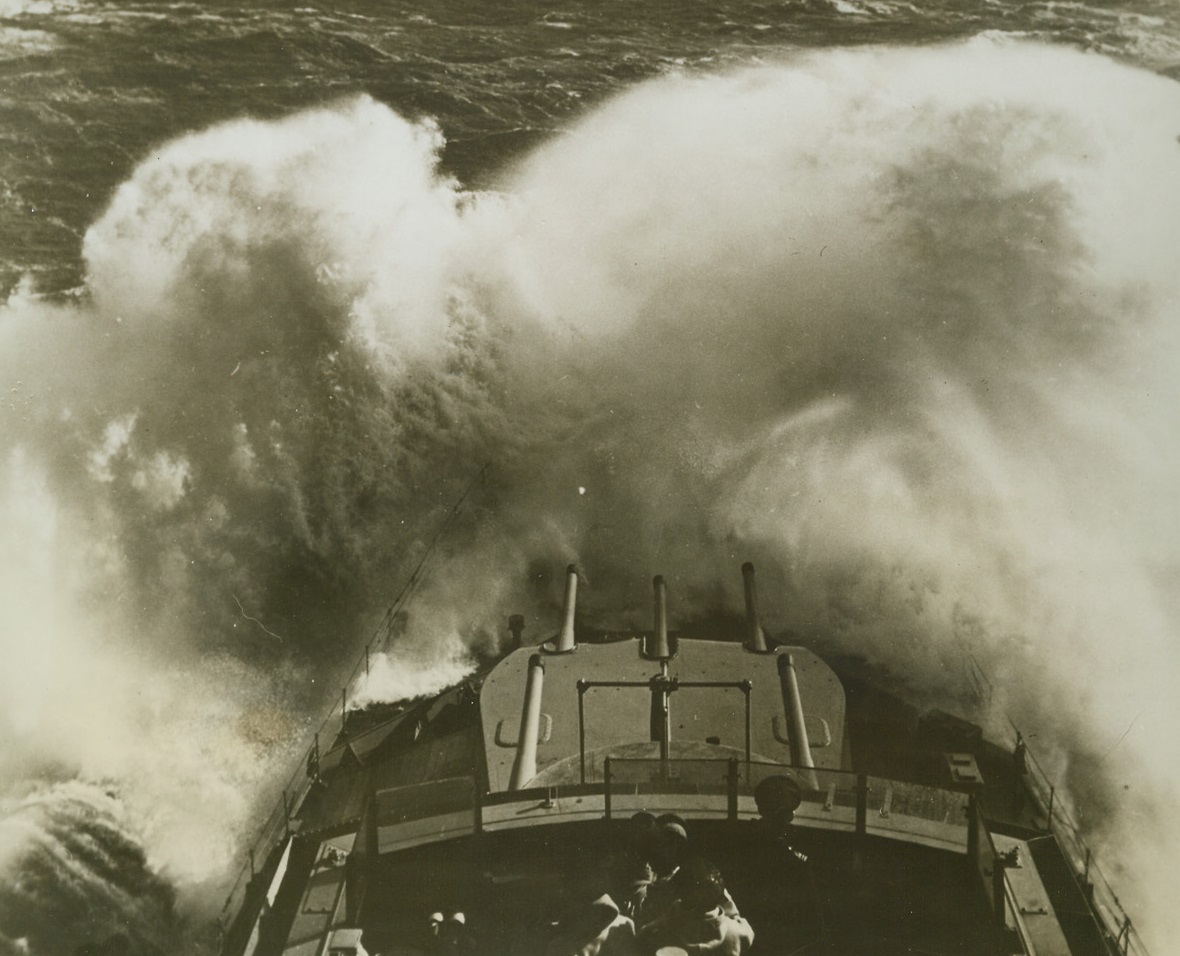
633, 816, 690, 926
636, 816, 743, 929
652, 814, 688, 879
637, 859, 754, 956
628, 811, 659, 852
608, 851, 655, 921
749, 775, 822, 949
623, 812, 660, 863
753, 776, 805, 858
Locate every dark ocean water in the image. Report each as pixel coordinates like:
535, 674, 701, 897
2, 0, 1180, 295
2, 1, 1180, 955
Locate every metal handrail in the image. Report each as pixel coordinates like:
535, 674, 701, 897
969, 647, 1150, 955
349, 759, 972, 843
215, 757, 1003, 954
574, 677, 753, 783
1012, 731, 1150, 956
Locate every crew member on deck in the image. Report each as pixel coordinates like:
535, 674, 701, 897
748, 775, 822, 950
608, 852, 656, 921
637, 859, 754, 956
633, 816, 689, 926
634, 815, 743, 930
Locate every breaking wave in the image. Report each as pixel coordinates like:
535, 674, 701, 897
1, 38, 1178, 952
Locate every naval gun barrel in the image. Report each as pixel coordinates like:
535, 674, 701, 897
508, 614, 525, 649
652, 575, 671, 660
742, 562, 769, 653
555, 564, 578, 653
778, 653, 818, 790
509, 653, 546, 790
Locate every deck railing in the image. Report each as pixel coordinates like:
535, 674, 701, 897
337, 759, 974, 856
593, 757, 972, 844
220, 737, 1155, 956
1013, 732, 1149, 956
961, 646, 1150, 956
215, 704, 349, 948
218, 735, 1153, 956
356, 759, 1144, 956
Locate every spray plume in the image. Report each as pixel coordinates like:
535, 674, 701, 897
0, 38, 1177, 951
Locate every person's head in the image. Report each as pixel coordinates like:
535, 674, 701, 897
630, 810, 657, 832
655, 812, 687, 832
755, 775, 801, 834
610, 850, 654, 890
652, 818, 688, 876
627, 811, 658, 858
755, 775, 802, 816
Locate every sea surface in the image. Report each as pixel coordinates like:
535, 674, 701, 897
1, 1, 1180, 954
3, 0, 1180, 296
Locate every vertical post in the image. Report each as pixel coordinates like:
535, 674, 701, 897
1047, 785, 1056, 832
556, 565, 578, 653
650, 669, 676, 781
741, 562, 769, 652
741, 680, 753, 767
578, 680, 588, 784
473, 780, 484, 835
249, 847, 256, 879
604, 756, 613, 821
855, 775, 868, 837
509, 654, 546, 790
282, 791, 291, 838
727, 758, 739, 821
658, 669, 671, 766
365, 644, 370, 676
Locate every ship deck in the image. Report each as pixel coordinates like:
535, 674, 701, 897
356, 818, 1008, 955
224, 627, 1132, 956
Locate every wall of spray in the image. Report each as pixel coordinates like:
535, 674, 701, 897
0, 38, 1177, 953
